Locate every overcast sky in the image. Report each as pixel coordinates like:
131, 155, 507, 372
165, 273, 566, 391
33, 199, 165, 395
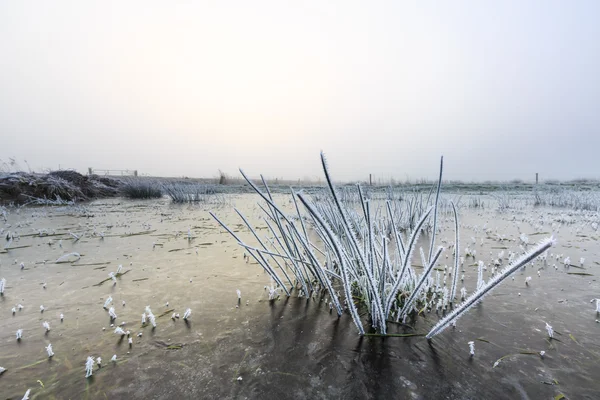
1, 1, 598, 182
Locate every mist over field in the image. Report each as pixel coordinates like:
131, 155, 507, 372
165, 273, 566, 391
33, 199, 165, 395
1, 1, 599, 182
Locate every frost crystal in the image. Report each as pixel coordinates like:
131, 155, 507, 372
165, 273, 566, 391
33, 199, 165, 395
85, 356, 95, 378
520, 233, 529, 245
46, 343, 54, 357
468, 341, 475, 356
148, 313, 156, 327
545, 322, 554, 338
145, 306, 156, 327
103, 296, 113, 309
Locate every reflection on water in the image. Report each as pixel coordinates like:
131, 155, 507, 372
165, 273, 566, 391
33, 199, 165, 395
0, 195, 599, 399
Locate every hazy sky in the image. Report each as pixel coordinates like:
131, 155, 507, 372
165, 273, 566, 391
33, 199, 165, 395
1, 1, 599, 182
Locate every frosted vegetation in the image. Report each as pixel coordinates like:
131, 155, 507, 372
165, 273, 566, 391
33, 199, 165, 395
213, 154, 554, 337
1, 155, 600, 398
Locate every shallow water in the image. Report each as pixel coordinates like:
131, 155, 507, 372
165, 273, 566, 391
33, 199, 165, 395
1, 195, 599, 399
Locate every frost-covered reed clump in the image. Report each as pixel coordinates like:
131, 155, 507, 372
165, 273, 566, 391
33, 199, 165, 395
163, 182, 225, 204
120, 177, 163, 199
212, 153, 554, 338
533, 188, 600, 211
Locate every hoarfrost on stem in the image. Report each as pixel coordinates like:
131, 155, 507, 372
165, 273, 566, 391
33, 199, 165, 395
468, 341, 475, 356
545, 322, 554, 338
103, 296, 113, 309
145, 306, 156, 327
85, 356, 95, 378
46, 343, 54, 357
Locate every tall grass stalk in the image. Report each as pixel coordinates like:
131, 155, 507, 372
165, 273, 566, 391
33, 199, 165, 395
449, 201, 460, 301
426, 237, 554, 339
